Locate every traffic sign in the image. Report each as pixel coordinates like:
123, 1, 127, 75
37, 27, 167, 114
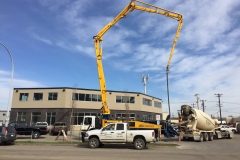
156, 115, 160, 120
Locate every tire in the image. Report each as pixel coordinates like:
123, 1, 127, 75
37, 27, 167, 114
232, 130, 236, 134
203, 132, 208, 141
198, 133, 203, 142
88, 137, 100, 148
3, 142, 9, 145
32, 131, 40, 139
134, 138, 145, 150
208, 132, 213, 141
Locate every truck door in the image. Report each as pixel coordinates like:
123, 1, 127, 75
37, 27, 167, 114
114, 123, 126, 142
99, 123, 115, 142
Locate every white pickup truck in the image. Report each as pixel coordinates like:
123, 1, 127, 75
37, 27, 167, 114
220, 125, 237, 134
84, 122, 156, 150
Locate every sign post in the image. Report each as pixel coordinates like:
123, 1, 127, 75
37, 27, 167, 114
156, 115, 161, 141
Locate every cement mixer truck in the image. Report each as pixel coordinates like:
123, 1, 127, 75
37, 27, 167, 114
176, 105, 234, 142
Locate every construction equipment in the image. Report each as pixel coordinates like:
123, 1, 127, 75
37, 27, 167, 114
177, 105, 234, 142
81, 0, 183, 140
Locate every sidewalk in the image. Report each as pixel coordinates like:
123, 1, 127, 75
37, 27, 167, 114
16, 132, 82, 142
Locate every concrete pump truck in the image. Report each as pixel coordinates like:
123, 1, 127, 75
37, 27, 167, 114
81, 0, 183, 141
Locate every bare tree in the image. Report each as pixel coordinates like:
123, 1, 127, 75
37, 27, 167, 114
70, 84, 77, 142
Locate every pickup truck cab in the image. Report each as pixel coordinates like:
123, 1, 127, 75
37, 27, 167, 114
8, 121, 48, 139
84, 122, 156, 150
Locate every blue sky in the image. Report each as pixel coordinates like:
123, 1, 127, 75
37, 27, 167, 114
1, 0, 240, 118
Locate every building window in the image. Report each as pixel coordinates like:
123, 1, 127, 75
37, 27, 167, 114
3, 114, 6, 116
79, 94, 85, 101
115, 113, 135, 120
48, 93, 58, 100
17, 112, 26, 121
31, 112, 41, 125
143, 98, 152, 106
85, 94, 91, 101
72, 93, 78, 100
92, 94, 98, 102
116, 96, 135, 104
154, 101, 162, 108
46, 112, 56, 125
19, 93, 29, 101
143, 115, 153, 120
33, 93, 43, 101
72, 93, 102, 102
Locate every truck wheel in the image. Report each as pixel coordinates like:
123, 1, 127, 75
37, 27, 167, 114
198, 133, 203, 142
32, 131, 40, 139
232, 130, 236, 134
134, 138, 145, 150
203, 132, 208, 141
208, 132, 213, 141
89, 137, 99, 148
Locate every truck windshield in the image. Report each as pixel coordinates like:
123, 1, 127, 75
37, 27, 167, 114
84, 117, 92, 125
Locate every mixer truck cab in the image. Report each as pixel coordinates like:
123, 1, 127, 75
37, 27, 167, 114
178, 105, 234, 142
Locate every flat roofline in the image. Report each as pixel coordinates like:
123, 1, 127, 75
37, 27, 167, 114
13, 87, 162, 101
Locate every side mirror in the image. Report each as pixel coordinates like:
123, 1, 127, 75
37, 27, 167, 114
166, 115, 170, 121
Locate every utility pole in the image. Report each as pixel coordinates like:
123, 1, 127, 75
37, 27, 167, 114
215, 93, 223, 124
195, 94, 200, 110
142, 74, 149, 94
200, 100, 206, 112
191, 103, 195, 108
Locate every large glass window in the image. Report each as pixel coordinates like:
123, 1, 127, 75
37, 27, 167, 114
115, 113, 135, 120
92, 94, 98, 102
19, 93, 29, 101
154, 101, 162, 108
46, 112, 56, 125
79, 94, 85, 101
143, 115, 153, 120
72, 93, 102, 102
17, 112, 26, 121
33, 93, 43, 101
48, 93, 58, 100
116, 96, 135, 104
31, 112, 41, 125
143, 98, 152, 106
72, 93, 78, 101
85, 94, 91, 101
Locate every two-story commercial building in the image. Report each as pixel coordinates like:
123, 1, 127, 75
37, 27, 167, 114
10, 87, 163, 127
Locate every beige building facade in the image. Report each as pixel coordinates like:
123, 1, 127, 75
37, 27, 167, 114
10, 87, 163, 127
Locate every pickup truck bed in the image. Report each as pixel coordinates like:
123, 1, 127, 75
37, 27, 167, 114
8, 121, 48, 139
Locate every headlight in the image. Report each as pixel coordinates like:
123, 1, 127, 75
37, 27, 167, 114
85, 133, 89, 137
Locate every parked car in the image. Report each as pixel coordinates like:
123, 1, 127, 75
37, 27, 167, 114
220, 125, 237, 134
50, 122, 68, 135
0, 125, 17, 145
8, 121, 48, 139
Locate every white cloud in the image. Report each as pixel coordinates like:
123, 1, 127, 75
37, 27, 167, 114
0, 70, 46, 110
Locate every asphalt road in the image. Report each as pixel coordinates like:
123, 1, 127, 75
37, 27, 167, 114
1, 134, 240, 160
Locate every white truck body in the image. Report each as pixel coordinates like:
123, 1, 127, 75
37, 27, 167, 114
84, 122, 156, 150
179, 105, 234, 142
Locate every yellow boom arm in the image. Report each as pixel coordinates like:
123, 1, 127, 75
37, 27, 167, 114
94, 0, 183, 119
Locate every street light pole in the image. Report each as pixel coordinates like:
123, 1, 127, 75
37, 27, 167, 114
0, 42, 14, 126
